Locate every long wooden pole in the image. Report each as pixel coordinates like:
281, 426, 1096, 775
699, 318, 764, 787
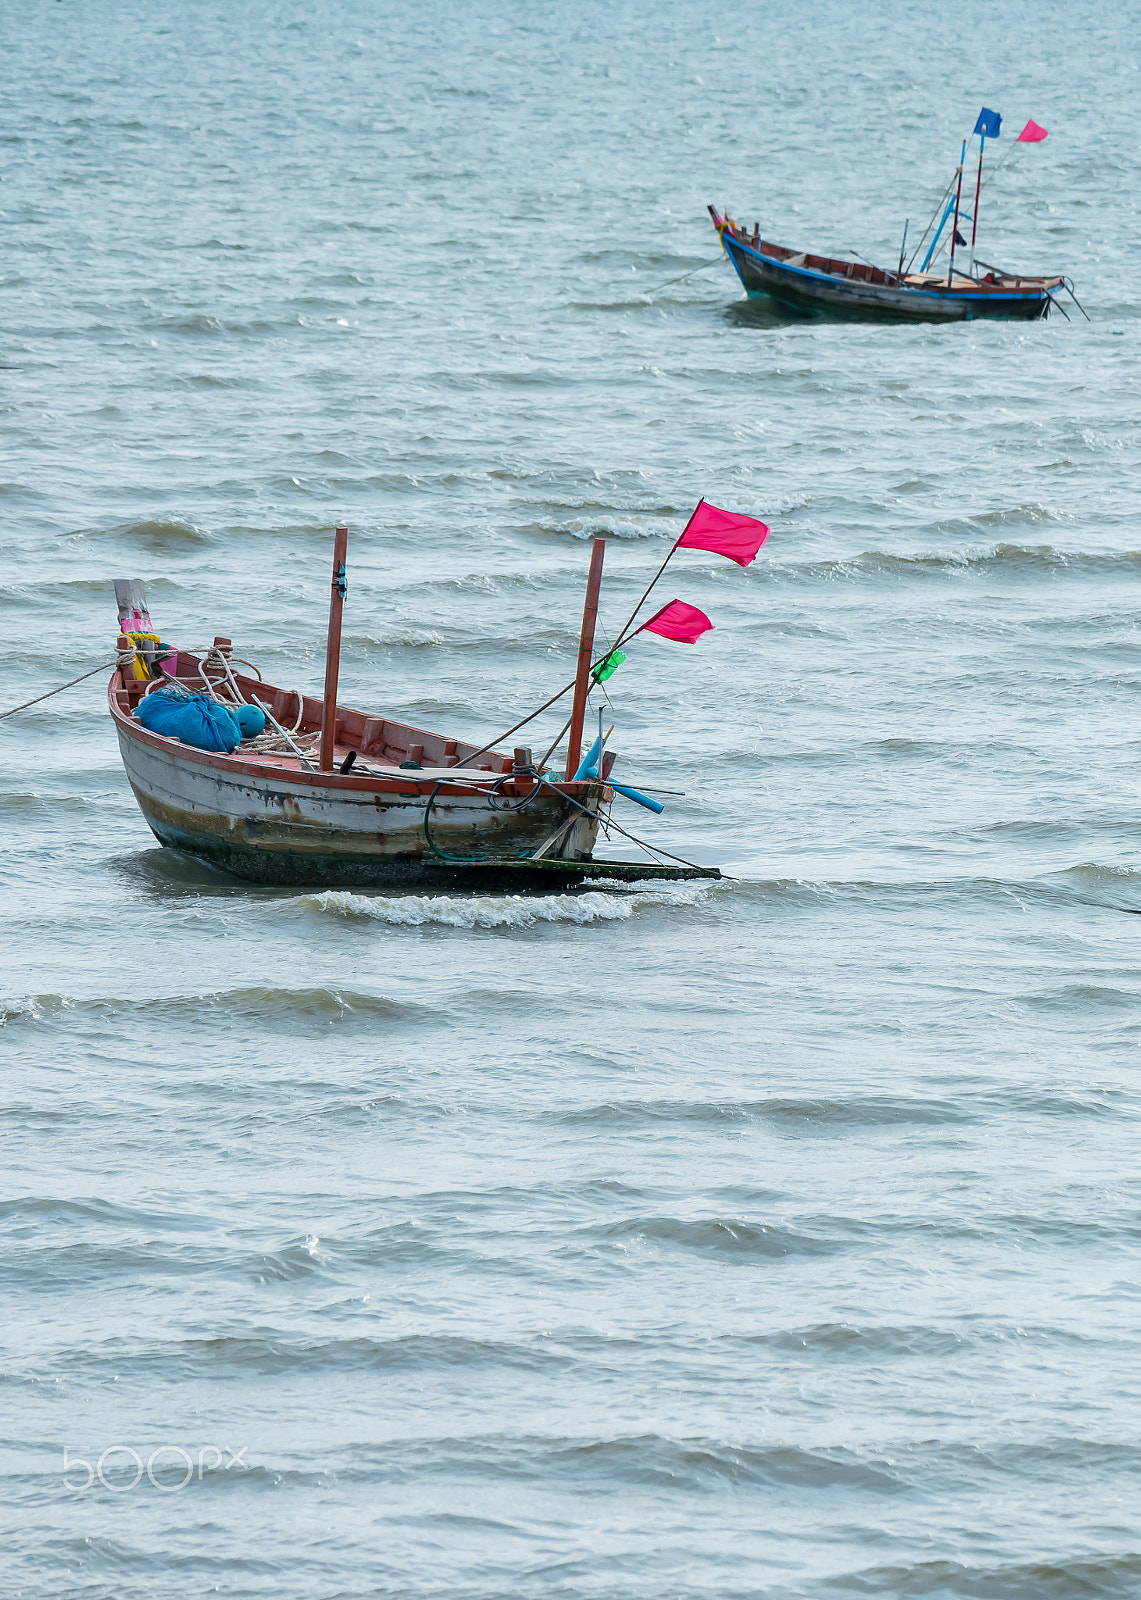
896, 218, 909, 280
565, 538, 606, 781
319, 525, 348, 772
458, 504, 706, 778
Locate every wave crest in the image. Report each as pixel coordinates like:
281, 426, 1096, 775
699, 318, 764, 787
105, 516, 216, 546
292, 888, 704, 928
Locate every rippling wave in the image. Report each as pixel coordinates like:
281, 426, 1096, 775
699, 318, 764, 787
3, 0, 1139, 1594
292, 885, 712, 928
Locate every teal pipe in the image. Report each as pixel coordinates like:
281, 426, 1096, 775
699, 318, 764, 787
571, 732, 664, 811
572, 733, 605, 782
608, 781, 664, 815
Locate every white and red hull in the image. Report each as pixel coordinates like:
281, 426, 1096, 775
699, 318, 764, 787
110, 661, 606, 888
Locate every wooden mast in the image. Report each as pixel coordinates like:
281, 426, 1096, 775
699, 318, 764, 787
565, 538, 606, 781
319, 525, 348, 772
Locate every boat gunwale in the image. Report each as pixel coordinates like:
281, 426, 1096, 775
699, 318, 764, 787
108, 669, 599, 803
714, 218, 1063, 302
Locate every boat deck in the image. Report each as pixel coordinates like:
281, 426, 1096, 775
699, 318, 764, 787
111, 655, 533, 794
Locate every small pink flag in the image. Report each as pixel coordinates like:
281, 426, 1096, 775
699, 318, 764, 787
677, 500, 770, 567
638, 599, 714, 644
1017, 119, 1048, 143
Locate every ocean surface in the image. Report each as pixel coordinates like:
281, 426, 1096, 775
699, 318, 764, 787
3, 1, 1141, 1595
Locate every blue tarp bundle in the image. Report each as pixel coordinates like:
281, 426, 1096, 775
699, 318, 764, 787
135, 691, 241, 753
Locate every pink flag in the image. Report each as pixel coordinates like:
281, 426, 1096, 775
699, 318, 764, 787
638, 599, 714, 644
1017, 119, 1048, 143
677, 500, 770, 567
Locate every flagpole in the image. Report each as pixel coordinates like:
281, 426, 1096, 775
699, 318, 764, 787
537, 499, 705, 776
969, 130, 986, 267
610, 499, 704, 652
946, 139, 966, 287
469, 499, 716, 776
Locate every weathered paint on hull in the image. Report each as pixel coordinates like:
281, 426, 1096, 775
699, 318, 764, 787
138, 813, 719, 887
140, 813, 598, 888
116, 724, 601, 888
724, 237, 1051, 322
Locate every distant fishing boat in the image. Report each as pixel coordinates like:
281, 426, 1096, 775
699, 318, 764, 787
711, 110, 1084, 324
108, 506, 769, 889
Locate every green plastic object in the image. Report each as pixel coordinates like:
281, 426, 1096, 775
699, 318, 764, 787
593, 648, 626, 682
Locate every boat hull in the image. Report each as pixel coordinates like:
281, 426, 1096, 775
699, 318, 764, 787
722, 233, 1053, 322
114, 712, 602, 889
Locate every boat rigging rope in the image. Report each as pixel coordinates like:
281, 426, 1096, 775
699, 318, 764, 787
421, 772, 703, 872
2, 638, 279, 724
450, 678, 577, 770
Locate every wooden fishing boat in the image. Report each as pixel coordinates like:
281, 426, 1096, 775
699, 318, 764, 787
710, 207, 1063, 322
109, 530, 720, 889
710, 113, 1090, 325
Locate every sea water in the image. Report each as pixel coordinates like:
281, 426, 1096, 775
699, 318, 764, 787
3, 1, 1141, 1594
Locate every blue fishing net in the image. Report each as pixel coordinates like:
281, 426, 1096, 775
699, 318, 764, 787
134, 691, 241, 753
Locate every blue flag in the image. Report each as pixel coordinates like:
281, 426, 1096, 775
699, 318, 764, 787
974, 107, 1002, 139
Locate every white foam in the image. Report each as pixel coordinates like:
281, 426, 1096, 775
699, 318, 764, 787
0, 993, 71, 1025
292, 885, 709, 929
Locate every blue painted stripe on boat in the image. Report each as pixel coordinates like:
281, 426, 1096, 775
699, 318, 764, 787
725, 238, 1045, 303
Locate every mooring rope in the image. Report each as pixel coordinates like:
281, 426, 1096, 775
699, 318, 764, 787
641, 254, 727, 296
0, 659, 123, 721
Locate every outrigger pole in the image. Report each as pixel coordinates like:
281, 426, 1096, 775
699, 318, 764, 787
319, 525, 348, 772
946, 140, 967, 286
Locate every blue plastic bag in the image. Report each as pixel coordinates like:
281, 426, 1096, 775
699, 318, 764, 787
135, 691, 240, 753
